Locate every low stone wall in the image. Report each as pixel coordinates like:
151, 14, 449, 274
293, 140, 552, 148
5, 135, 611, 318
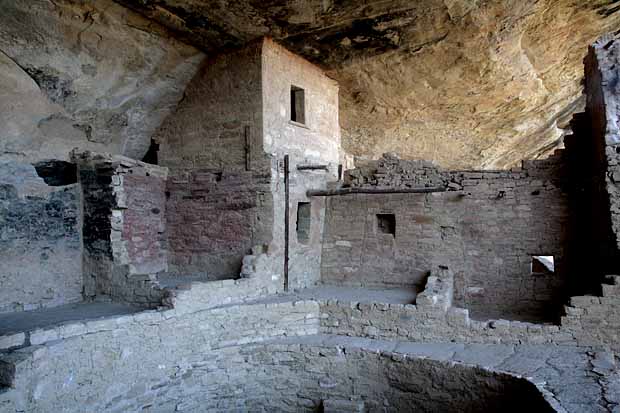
163, 274, 282, 315
0, 300, 320, 412
161, 245, 286, 313
319, 268, 620, 352
561, 275, 620, 348
0, 311, 558, 413
0, 161, 81, 313
1, 266, 617, 411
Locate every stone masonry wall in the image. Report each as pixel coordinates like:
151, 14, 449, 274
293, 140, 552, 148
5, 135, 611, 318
74, 152, 167, 307
262, 38, 342, 289
322, 153, 571, 321
1, 265, 618, 411
0, 300, 553, 413
0, 161, 81, 313
584, 35, 620, 278
180, 342, 550, 413
0, 300, 320, 412
155, 41, 273, 279
318, 267, 620, 353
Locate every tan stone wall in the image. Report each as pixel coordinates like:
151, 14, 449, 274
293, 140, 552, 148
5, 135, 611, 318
321, 155, 571, 321
262, 39, 341, 289
155, 42, 273, 279
75, 152, 167, 307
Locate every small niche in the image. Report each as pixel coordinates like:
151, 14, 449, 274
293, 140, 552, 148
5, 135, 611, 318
290, 85, 305, 124
142, 139, 160, 165
377, 214, 396, 237
296, 202, 311, 244
33, 160, 77, 186
531, 255, 555, 275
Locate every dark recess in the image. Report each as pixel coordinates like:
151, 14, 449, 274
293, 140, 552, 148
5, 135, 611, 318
291, 86, 305, 124
377, 213, 396, 237
142, 139, 160, 165
33, 160, 77, 186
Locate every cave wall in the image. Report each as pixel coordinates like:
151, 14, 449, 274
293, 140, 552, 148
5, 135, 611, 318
0, 0, 203, 308
115, 0, 620, 169
0, 162, 81, 313
0, 0, 203, 164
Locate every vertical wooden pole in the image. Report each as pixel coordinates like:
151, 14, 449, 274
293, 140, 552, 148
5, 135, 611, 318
284, 154, 290, 292
244, 126, 251, 171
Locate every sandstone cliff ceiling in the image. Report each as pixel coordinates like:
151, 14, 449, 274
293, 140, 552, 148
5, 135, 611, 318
1, 1, 620, 168
115, 0, 620, 169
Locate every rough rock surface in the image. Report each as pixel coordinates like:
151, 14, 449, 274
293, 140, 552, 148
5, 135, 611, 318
0, 0, 203, 163
117, 0, 620, 168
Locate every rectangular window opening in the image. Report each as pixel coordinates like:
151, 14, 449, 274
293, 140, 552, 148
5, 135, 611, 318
296, 202, 311, 244
377, 214, 396, 237
290, 86, 305, 124
531, 255, 555, 275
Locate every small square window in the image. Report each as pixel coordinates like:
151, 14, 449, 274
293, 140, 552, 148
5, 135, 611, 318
291, 86, 305, 124
377, 214, 396, 237
531, 255, 554, 275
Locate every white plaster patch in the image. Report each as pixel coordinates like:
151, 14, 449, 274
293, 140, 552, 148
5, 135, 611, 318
121, 348, 133, 359
467, 287, 485, 295
62, 375, 74, 388
304, 149, 321, 159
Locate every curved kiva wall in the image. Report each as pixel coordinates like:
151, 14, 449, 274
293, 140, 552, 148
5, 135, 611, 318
0, 303, 552, 413
203, 344, 553, 413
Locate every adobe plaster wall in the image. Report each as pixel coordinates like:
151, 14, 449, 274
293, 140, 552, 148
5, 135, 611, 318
262, 38, 341, 289
156, 42, 274, 280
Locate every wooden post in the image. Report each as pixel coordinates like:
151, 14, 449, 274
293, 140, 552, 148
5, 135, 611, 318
244, 126, 251, 171
284, 154, 290, 292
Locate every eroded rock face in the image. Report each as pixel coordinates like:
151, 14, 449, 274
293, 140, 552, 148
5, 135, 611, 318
118, 0, 620, 168
2, 1, 618, 168
0, 0, 203, 162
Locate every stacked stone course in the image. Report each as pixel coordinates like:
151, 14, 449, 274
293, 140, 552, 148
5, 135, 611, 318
74, 151, 168, 307
323, 151, 571, 320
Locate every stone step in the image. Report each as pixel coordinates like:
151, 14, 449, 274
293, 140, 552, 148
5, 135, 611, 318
322, 399, 364, 413
0, 350, 31, 389
602, 275, 620, 297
